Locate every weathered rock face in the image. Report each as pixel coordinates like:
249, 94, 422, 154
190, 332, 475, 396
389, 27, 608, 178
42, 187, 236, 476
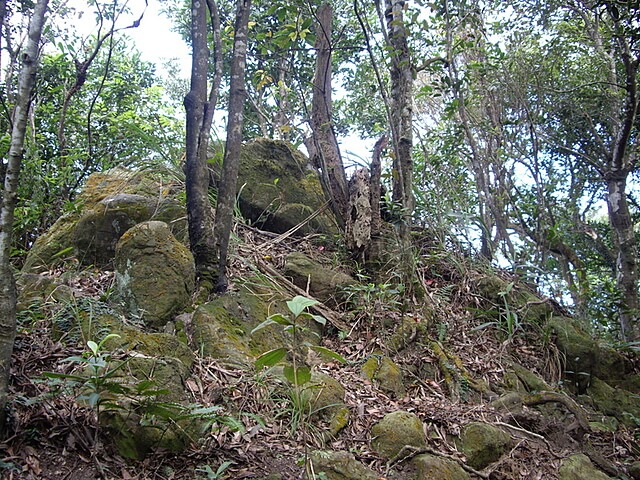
233, 139, 337, 235
74, 193, 186, 266
309, 450, 380, 480
558, 453, 612, 480
283, 252, 355, 304
370, 410, 426, 458
412, 453, 470, 480
114, 221, 195, 328
190, 287, 324, 366
460, 422, 511, 470
361, 355, 406, 397
22, 168, 186, 272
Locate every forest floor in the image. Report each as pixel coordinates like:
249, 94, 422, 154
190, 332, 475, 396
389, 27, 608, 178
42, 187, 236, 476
1, 227, 639, 480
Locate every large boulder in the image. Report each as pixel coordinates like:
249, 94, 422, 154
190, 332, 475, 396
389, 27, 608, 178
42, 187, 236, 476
233, 139, 337, 235
22, 168, 186, 272
73, 193, 186, 266
114, 221, 195, 328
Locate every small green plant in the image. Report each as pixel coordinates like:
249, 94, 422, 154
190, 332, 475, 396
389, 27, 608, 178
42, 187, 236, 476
252, 296, 346, 388
195, 460, 234, 479
341, 275, 404, 328
471, 282, 522, 340
43, 334, 169, 421
252, 296, 346, 475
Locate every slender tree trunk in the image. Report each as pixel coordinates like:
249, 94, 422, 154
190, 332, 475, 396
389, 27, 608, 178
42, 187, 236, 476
0, 0, 48, 433
606, 176, 639, 341
309, 3, 348, 227
185, 0, 217, 285
211, 0, 251, 292
384, 0, 415, 287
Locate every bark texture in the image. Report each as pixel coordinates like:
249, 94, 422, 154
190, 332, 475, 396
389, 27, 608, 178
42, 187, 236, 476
384, 0, 415, 287
309, 3, 348, 227
185, 0, 217, 284
0, 0, 48, 432
211, 0, 251, 292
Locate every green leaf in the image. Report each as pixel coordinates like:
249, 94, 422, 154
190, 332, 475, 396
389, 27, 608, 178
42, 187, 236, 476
287, 296, 318, 318
255, 348, 287, 370
310, 314, 326, 326
309, 346, 347, 364
268, 313, 294, 326
283, 365, 311, 386
87, 340, 99, 356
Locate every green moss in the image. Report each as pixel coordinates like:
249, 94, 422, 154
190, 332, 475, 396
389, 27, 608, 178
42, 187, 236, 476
22, 212, 81, 272
362, 355, 406, 397
371, 411, 426, 458
559, 454, 612, 480
587, 377, 640, 426
412, 454, 470, 480
460, 422, 511, 470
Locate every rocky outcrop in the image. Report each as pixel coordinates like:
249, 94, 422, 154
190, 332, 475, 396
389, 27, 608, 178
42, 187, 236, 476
114, 221, 195, 328
361, 355, 406, 397
232, 139, 337, 235
22, 168, 186, 272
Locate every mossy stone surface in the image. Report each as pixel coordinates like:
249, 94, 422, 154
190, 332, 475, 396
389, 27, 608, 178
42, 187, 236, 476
309, 450, 380, 480
548, 316, 598, 394
301, 371, 346, 420
558, 453, 612, 480
191, 288, 321, 366
413, 453, 470, 480
114, 221, 195, 329
460, 422, 511, 470
361, 355, 406, 397
22, 212, 80, 272
283, 252, 355, 304
74, 194, 186, 266
587, 376, 640, 426
22, 168, 186, 272
371, 410, 425, 458
234, 139, 337, 235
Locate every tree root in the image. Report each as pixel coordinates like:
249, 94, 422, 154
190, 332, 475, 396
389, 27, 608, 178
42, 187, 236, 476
429, 341, 493, 399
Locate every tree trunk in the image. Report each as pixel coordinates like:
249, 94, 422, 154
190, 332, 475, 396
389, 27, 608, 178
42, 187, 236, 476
384, 0, 415, 287
606, 176, 639, 341
185, 0, 217, 285
0, 0, 48, 433
211, 0, 251, 292
309, 3, 348, 227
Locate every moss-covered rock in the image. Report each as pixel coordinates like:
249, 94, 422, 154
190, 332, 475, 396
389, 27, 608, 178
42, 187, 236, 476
361, 355, 406, 397
22, 168, 186, 272
587, 377, 640, 426
22, 212, 80, 272
629, 461, 640, 480
460, 422, 511, 470
413, 453, 470, 480
309, 450, 380, 480
548, 317, 598, 394
74, 193, 186, 266
114, 221, 195, 329
502, 361, 550, 393
283, 252, 355, 304
301, 372, 346, 423
371, 410, 425, 459
234, 139, 337, 235
558, 453, 612, 480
